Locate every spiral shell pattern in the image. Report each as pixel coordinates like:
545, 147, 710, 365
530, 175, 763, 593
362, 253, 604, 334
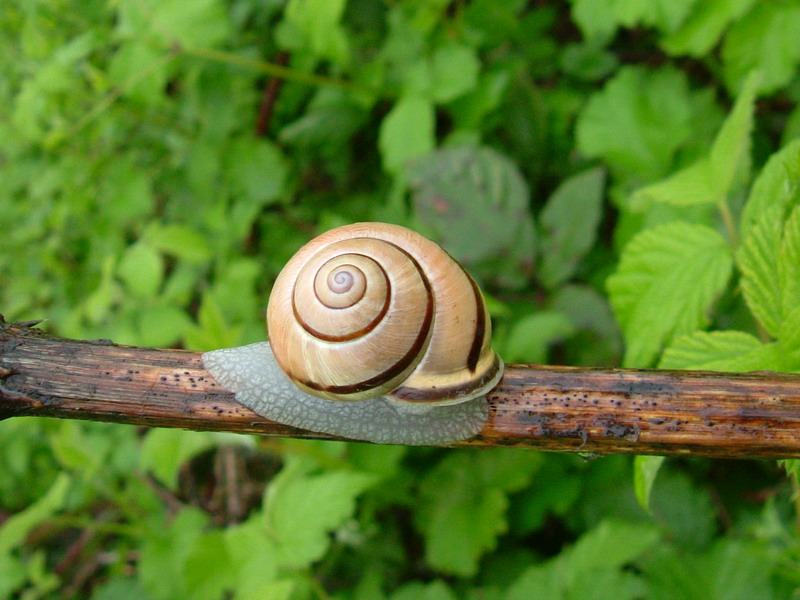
266, 223, 502, 404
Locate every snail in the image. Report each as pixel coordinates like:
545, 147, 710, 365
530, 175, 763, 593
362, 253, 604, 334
202, 222, 503, 445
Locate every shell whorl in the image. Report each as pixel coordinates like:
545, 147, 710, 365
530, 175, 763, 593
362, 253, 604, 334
266, 223, 502, 404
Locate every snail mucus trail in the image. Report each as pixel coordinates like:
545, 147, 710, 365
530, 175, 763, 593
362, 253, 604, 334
202, 222, 503, 445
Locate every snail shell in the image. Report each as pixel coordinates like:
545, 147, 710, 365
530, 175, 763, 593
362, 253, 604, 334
203, 222, 503, 445
267, 222, 502, 405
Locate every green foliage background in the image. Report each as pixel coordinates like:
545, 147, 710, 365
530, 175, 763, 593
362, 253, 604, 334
2, 0, 800, 598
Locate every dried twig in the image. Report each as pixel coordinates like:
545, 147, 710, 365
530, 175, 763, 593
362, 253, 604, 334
3, 321, 800, 458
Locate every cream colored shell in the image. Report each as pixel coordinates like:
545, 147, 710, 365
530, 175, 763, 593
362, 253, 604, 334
266, 222, 501, 405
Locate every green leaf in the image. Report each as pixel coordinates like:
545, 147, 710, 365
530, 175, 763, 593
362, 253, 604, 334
107, 41, 169, 106
539, 167, 605, 288
139, 508, 209, 600
279, 0, 349, 64
507, 519, 658, 600
137, 304, 193, 347
779, 306, 800, 359
607, 222, 733, 367
737, 205, 800, 337
511, 456, 582, 534
773, 204, 800, 323
224, 520, 281, 597
183, 531, 237, 600
567, 519, 660, 575
503, 311, 575, 363
280, 89, 368, 150
235, 580, 295, 600
409, 145, 535, 286
139, 429, 220, 489
641, 540, 776, 600
630, 160, 718, 209
571, 0, 700, 40
390, 580, 458, 600
83, 257, 119, 325
560, 42, 619, 82
430, 42, 480, 103
506, 563, 562, 600
661, 0, 756, 56
225, 137, 289, 208
101, 158, 155, 223
147, 224, 211, 264
379, 95, 435, 174
118, 0, 231, 48
89, 576, 151, 600
659, 330, 776, 371
568, 569, 647, 600
118, 242, 163, 299
634, 455, 666, 513
631, 71, 756, 210
345, 444, 408, 479
264, 465, 376, 568
449, 69, 511, 129
550, 285, 622, 366
576, 67, 692, 181
184, 292, 244, 351
735, 146, 800, 343
0, 473, 70, 556
49, 421, 111, 477
708, 70, 757, 190
416, 450, 540, 576
780, 459, 800, 482
649, 469, 717, 551
740, 139, 800, 239
722, 2, 800, 95
0, 472, 70, 598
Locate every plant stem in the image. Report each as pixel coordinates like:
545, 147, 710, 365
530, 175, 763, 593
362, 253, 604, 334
718, 197, 739, 248
7, 326, 800, 457
180, 46, 370, 94
66, 50, 179, 140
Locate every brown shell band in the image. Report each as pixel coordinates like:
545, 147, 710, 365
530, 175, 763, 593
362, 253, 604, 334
389, 354, 503, 404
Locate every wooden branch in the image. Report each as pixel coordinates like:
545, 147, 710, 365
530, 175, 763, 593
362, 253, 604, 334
3, 321, 800, 458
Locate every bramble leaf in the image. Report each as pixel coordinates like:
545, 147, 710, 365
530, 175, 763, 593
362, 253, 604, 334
740, 140, 800, 237
737, 205, 800, 337
607, 222, 732, 367
503, 311, 575, 364
183, 531, 237, 600
631, 71, 756, 210
389, 580, 457, 600
634, 455, 665, 514
264, 465, 376, 568
277, 0, 349, 64
118, 242, 163, 299
659, 330, 776, 371
430, 42, 480, 103
722, 2, 800, 95
416, 450, 540, 576
0, 474, 70, 557
567, 519, 660, 575
507, 520, 658, 600
139, 429, 221, 489
539, 168, 605, 288
570, 0, 700, 41
138, 508, 209, 599
379, 95, 435, 174
661, 0, 756, 56
641, 540, 776, 600
410, 145, 535, 287
576, 67, 692, 181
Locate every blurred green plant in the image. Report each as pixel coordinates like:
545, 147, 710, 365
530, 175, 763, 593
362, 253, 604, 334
2, 0, 800, 598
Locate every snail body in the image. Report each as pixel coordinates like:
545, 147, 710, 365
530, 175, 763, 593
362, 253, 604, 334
203, 222, 503, 445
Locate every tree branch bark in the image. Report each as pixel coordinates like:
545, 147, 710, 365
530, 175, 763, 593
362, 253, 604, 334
2, 321, 800, 458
